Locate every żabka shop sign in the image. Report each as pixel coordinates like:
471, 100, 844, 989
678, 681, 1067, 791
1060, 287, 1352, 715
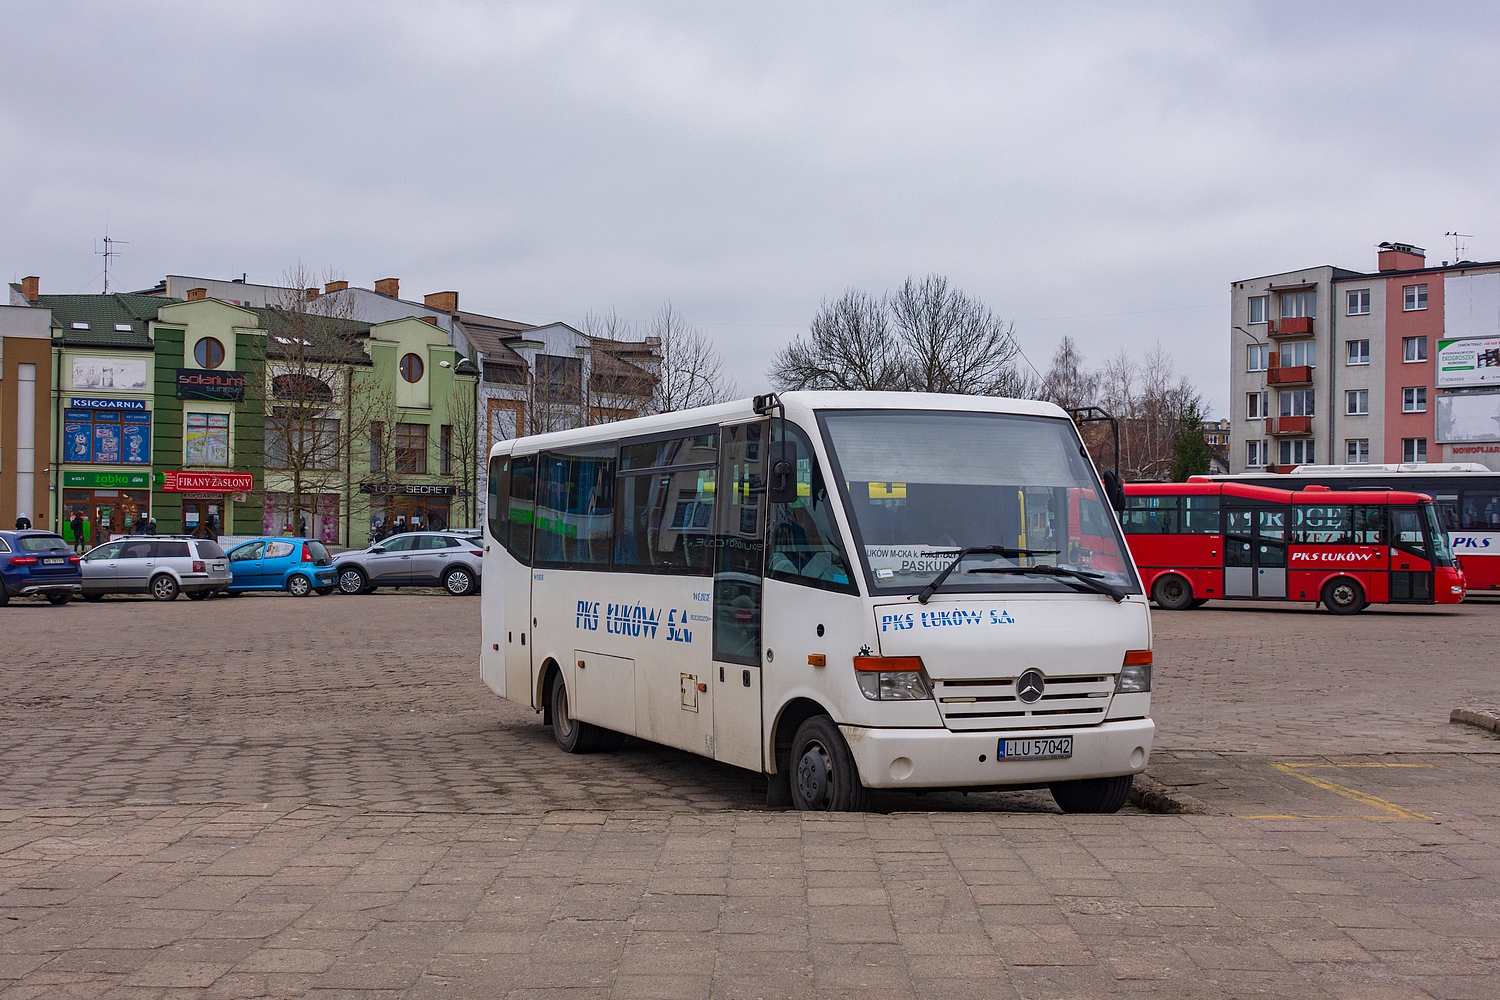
176, 368, 246, 401
159, 470, 254, 492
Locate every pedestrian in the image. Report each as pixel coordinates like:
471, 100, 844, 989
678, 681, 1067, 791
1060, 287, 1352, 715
393, 515, 407, 535
70, 511, 87, 553
14, 512, 31, 530
146, 517, 158, 535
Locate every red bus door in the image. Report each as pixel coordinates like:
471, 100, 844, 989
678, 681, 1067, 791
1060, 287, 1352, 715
1389, 505, 1433, 603
1225, 507, 1288, 598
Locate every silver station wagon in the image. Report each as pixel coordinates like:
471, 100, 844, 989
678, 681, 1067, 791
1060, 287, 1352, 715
81, 536, 232, 601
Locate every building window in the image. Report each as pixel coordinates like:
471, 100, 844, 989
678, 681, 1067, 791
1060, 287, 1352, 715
1279, 389, 1314, 417
1403, 336, 1428, 363
1403, 284, 1428, 311
194, 337, 226, 369
394, 422, 428, 474
1248, 296, 1269, 324
272, 374, 333, 401
1281, 340, 1316, 367
266, 417, 340, 470
1246, 439, 1268, 468
369, 422, 383, 470
184, 412, 230, 466
1347, 339, 1370, 365
1278, 439, 1316, 466
1347, 289, 1371, 315
1402, 386, 1427, 413
537, 354, 583, 403
1280, 290, 1316, 319
1247, 392, 1269, 419
439, 424, 452, 476
1346, 389, 1369, 415
1401, 437, 1428, 463
1247, 344, 1269, 372
399, 353, 425, 383
1346, 439, 1370, 464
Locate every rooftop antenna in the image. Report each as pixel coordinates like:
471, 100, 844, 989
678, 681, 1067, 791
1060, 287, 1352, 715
1445, 231, 1473, 263
97, 233, 128, 293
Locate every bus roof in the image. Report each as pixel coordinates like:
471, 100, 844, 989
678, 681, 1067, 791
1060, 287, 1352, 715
1126, 481, 1434, 505
487, 391, 1071, 458
1204, 463, 1495, 481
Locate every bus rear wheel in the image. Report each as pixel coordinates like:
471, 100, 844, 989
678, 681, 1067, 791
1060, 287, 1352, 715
1322, 578, 1366, 615
789, 716, 869, 812
548, 670, 610, 754
1050, 774, 1133, 814
1152, 574, 1194, 611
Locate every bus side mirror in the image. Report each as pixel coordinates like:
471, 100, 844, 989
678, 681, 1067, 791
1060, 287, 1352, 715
767, 440, 797, 505
1102, 470, 1125, 513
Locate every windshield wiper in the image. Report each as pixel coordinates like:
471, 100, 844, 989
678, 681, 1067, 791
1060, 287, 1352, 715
916, 545, 1061, 604
967, 565, 1127, 602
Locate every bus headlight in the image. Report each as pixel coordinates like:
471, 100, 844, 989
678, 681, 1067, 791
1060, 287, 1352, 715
853, 656, 932, 701
1116, 650, 1152, 693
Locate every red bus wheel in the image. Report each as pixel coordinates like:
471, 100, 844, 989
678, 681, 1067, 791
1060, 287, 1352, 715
1152, 574, 1194, 611
1322, 578, 1366, 615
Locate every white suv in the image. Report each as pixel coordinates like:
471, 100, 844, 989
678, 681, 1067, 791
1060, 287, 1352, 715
81, 536, 233, 601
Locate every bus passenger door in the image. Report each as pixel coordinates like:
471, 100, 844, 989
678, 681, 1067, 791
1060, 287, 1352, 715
1224, 509, 1255, 597
504, 456, 538, 707
1256, 509, 1288, 598
711, 421, 766, 770
1389, 505, 1434, 603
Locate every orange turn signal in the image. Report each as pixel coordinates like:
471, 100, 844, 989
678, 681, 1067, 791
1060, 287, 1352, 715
853, 655, 925, 672
808, 654, 827, 667
1123, 650, 1153, 666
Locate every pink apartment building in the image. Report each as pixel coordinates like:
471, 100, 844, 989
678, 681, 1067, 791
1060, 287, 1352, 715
1229, 242, 1500, 473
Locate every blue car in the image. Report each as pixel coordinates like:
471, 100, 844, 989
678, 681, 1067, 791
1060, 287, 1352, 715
0, 530, 83, 606
225, 537, 337, 597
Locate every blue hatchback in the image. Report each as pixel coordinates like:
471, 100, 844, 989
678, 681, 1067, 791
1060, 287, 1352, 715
0, 530, 83, 606
225, 537, 337, 597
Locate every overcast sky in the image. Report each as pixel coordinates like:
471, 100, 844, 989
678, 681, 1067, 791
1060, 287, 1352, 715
6, 2, 1500, 416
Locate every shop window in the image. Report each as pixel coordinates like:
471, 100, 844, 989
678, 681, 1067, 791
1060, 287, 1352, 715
194, 337, 226, 369
63, 407, 151, 465
185, 413, 231, 466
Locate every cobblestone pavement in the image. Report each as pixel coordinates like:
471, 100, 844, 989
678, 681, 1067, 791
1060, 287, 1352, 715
2, 593, 1499, 998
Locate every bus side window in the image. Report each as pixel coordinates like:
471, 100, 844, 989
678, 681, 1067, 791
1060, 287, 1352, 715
1182, 495, 1219, 534
1462, 491, 1500, 529
487, 456, 509, 547
507, 455, 537, 565
1122, 495, 1179, 534
535, 450, 616, 567
767, 423, 856, 594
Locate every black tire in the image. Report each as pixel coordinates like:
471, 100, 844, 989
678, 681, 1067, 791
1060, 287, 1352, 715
187, 591, 208, 601
1322, 577, 1366, 615
150, 574, 179, 602
1050, 774, 1133, 814
1188, 598, 1210, 609
337, 567, 367, 595
82, 593, 103, 602
443, 567, 475, 597
46, 593, 72, 606
0, 589, 8, 607
315, 586, 334, 596
1152, 574, 1194, 611
789, 716, 869, 812
286, 574, 313, 598
548, 670, 609, 754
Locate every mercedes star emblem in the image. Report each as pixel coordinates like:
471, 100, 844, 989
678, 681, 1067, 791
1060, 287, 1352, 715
1016, 669, 1046, 704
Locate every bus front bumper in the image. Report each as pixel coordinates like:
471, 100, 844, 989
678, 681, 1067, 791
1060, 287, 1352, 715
840, 718, 1155, 789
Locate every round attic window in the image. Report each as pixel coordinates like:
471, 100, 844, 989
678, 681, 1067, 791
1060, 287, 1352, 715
194, 337, 226, 369
400, 353, 424, 383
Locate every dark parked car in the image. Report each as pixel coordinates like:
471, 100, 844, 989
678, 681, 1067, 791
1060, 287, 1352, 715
0, 530, 83, 605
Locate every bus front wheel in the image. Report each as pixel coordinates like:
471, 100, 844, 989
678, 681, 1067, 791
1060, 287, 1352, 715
548, 670, 610, 754
789, 716, 869, 812
1050, 774, 1133, 814
1152, 574, 1194, 611
1322, 578, 1366, 615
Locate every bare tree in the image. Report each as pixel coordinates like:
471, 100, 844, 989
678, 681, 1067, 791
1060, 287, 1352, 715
769, 276, 1035, 397
1040, 336, 1100, 411
644, 303, 735, 412
445, 379, 480, 528
1080, 341, 1204, 480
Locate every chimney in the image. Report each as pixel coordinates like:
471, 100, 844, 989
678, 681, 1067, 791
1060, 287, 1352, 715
324, 280, 349, 294
20, 276, 39, 302
423, 290, 459, 314
304, 287, 319, 301
374, 277, 400, 298
1377, 242, 1426, 272
186, 287, 208, 301
420, 315, 438, 326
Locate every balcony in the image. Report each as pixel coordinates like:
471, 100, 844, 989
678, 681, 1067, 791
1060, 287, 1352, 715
1267, 364, 1313, 385
1269, 316, 1314, 337
1266, 416, 1313, 436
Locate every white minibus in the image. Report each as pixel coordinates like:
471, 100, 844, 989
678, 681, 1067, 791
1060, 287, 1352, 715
479, 391, 1154, 812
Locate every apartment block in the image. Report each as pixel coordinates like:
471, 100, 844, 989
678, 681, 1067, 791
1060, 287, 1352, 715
1230, 242, 1500, 472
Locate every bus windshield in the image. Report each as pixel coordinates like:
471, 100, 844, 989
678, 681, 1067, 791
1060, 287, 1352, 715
819, 409, 1139, 596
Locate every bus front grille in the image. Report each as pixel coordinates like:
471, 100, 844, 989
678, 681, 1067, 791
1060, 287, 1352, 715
933, 675, 1114, 731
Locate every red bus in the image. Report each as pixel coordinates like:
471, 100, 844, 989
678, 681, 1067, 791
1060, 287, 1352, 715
1208, 465, 1500, 594
1122, 481, 1465, 614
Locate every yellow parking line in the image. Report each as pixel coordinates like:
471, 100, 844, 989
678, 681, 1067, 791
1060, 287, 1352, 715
1269, 762, 1433, 821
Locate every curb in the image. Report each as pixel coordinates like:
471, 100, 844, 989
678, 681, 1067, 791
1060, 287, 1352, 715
1130, 773, 1212, 815
1450, 708, 1500, 735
